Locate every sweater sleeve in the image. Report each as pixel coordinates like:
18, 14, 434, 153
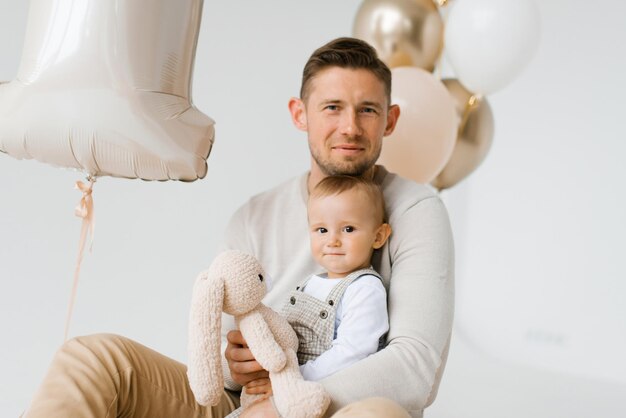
320, 196, 455, 417
219, 204, 252, 253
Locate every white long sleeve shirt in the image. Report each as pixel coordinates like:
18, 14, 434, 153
299, 274, 389, 381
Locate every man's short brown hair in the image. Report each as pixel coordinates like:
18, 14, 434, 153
300, 37, 392, 105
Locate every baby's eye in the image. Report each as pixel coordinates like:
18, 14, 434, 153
343, 226, 355, 233
316, 227, 328, 234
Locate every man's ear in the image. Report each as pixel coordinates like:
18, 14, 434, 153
288, 97, 307, 132
383, 104, 400, 136
373, 223, 392, 249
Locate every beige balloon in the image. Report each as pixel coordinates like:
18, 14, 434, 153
0, 0, 213, 181
431, 79, 494, 190
353, 0, 444, 71
378, 67, 457, 184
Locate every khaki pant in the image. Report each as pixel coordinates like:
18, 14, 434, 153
24, 334, 409, 418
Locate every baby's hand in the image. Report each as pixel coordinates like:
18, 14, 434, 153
245, 378, 273, 396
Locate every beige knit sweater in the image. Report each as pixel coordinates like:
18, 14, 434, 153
220, 166, 455, 418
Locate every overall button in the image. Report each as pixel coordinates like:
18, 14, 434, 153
328, 300, 334, 306
290, 296, 296, 305
320, 310, 328, 319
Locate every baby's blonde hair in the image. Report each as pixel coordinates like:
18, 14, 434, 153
309, 175, 387, 223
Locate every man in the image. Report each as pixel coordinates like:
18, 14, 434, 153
24, 37, 453, 418
220, 37, 454, 417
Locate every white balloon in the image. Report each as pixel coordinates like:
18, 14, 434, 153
444, 0, 541, 95
0, 0, 214, 181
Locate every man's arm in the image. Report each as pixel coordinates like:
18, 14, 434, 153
321, 197, 455, 415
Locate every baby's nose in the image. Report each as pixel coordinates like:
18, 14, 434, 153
327, 235, 341, 247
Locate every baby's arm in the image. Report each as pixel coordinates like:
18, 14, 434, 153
300, 275, 389, 381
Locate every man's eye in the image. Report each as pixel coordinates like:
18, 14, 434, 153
343, 226, 355, 233
361, 107, 377, 114
325, 105, 338, 111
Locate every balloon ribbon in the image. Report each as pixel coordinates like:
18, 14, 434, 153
459, 94, 482, 135
64, 177, 96, 341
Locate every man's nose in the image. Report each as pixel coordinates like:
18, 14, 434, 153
340, 110, 362, 137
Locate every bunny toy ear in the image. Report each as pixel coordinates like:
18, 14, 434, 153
187, 267, 225, 406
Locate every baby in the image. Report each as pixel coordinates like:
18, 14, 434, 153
245, 174, 391, 403
285, 174, 391, 381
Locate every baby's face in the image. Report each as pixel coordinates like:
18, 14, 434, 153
308, 189, 388, 278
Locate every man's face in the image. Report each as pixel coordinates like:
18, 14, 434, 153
291, 67, 399, 178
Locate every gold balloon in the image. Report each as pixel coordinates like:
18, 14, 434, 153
431, 79, 495, 190
352, 0, 444, 71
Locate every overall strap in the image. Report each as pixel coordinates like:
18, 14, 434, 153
292, 273, 323, 292
325, 267, 382, 306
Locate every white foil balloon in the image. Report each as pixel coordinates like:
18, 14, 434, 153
444, 0, 541, 95
378, 67, 458, 184
0, 0, 214, 181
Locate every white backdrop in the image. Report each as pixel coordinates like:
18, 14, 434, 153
1, 1, 625, 417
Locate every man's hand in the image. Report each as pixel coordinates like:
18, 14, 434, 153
225, 330, 269, 386
245, 378, 273, 396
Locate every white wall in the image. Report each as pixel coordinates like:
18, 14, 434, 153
443, 0, 626, 383
1, 1, 625, 417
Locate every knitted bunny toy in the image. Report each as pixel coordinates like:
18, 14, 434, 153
187, 250, 331, 418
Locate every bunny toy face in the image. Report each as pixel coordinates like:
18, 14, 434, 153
219, 251, 267, 316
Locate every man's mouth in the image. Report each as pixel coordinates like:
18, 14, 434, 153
332, 144, 364, 155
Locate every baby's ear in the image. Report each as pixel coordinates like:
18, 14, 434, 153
373, 223, 392, 249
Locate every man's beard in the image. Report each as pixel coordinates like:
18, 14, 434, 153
310, 146, 381, 177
